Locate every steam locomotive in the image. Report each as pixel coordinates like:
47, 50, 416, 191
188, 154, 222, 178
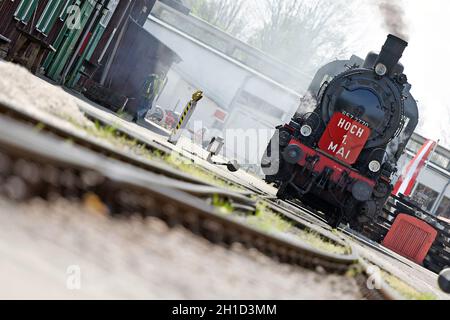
262, 35, 419, 228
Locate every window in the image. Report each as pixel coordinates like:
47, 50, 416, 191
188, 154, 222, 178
406, 139, 422, 154
411, 183, 439, 212
236, 91, 284, 119
430, 152, 450, 171
436, 196, 450, 219
232, 48, 250, 65
100, 0, 120, 27
154, 6, 228, 53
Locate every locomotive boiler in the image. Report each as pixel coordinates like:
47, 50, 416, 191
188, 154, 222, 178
262, 34, 419, 228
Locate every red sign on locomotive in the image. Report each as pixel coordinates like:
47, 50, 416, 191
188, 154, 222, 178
318, 112, 371, 165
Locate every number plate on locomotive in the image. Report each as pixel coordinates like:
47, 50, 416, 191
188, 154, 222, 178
318, 112, 371, 165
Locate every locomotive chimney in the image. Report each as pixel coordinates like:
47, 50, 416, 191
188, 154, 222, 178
374, 34, 408, 76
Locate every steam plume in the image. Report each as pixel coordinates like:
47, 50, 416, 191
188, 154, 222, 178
377, 0, 409, 40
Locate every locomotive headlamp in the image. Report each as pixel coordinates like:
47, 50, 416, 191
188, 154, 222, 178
375, 63, 387, 76
368, 160, 381, 173
300, 125, 313, 137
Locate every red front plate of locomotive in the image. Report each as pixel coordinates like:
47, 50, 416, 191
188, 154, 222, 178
288, 139, 375, 187
318, 112, 371, 165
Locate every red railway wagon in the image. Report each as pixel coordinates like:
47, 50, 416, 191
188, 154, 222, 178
382, 214, 438, 264
363, 194, 450, 273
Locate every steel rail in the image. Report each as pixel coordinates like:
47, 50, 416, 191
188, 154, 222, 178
264, 199, 405, 300
0, 101, 401, 299
72, 97, 266, 194
0, 116, 360, 275
357, 258, 404, 300
272, 203, 404, 299
0, 101, 252, 195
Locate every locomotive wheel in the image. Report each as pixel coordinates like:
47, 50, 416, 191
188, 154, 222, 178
276, 182, 290, 200
349, 218, 367, 233
359, 200, 378, 219
361, 223, 389, 243
373, 180, 391, 198
346, 199, 380, 233
326, 211, 344, 229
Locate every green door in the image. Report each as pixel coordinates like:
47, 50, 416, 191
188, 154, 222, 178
65, 22, 105, 87
66, 0, 120, 87
44, 0, 96, 83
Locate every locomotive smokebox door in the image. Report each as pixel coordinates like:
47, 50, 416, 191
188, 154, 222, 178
318, 112, 371, 164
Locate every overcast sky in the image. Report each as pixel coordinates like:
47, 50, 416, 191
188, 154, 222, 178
350, 0, 450, 148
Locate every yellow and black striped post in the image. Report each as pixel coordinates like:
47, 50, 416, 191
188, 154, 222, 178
168, 90, 203, 144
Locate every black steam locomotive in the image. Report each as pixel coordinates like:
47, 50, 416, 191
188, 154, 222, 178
262, 35, 419, 228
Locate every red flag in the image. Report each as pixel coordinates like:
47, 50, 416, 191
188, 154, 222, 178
393, 139, 437, 197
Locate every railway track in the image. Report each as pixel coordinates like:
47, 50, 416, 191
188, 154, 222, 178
0, 115, 358, 269
0, 99, 404, 299
263, 199, 405, 299
0, 99, 248, 192
269, 198, 449, 299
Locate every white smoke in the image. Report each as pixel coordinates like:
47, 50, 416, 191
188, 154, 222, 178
296, 93, 317, 115
377, 0, 409, 40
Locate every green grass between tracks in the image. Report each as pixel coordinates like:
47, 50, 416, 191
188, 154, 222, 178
345, 263, 438, 300
381, 271, 436, 300
65, 116, 348, 255
67, 119, 244, 192
211, 198, 349, 255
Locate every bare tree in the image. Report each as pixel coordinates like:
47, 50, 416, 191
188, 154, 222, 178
184, 0, 248, 37
248, 0, 361, 74
186, 0, 365, 75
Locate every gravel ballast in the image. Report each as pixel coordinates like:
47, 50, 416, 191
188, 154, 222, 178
0, 197, 363, 299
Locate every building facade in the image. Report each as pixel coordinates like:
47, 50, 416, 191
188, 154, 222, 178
146, 1, 312, 169
403, 134, 450, 220
0, 0, 182, 114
